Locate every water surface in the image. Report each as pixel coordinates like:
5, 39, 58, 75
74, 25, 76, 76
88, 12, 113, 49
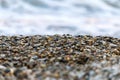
0, 0, 120, 37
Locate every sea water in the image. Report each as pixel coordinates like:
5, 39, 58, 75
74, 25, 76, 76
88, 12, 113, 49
0, 0, 120, 37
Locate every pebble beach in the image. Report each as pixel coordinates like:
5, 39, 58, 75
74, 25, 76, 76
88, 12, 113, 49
0, 35, 120, 80
0, 0, 120, 80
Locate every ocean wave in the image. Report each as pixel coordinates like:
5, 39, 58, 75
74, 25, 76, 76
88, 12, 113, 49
0, 0, 120, 15
0, 0, 120, 37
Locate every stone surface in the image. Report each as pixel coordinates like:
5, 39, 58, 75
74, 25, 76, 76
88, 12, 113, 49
0, 35, 120, 80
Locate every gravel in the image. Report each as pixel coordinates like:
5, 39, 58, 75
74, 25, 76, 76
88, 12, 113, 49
0, 34, 120, 80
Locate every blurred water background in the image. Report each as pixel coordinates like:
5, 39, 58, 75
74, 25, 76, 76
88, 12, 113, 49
0, 0, 120, 37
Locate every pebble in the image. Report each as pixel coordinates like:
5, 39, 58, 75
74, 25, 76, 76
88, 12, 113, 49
0, 35, 119, 80
0, 65, 6, 70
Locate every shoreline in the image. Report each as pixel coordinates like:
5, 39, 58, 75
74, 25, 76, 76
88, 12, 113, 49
0, 35, 120, 80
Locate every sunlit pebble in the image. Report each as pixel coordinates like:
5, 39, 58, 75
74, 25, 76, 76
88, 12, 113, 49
40, 64, 47, 68
65, 55, 71, 61
3, 68, 15, 76
112, 49, 119, 55
1, 52, 6, 56
0, 65, 6, 70
53, 73, 60, 78
50, 57, 55, 62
